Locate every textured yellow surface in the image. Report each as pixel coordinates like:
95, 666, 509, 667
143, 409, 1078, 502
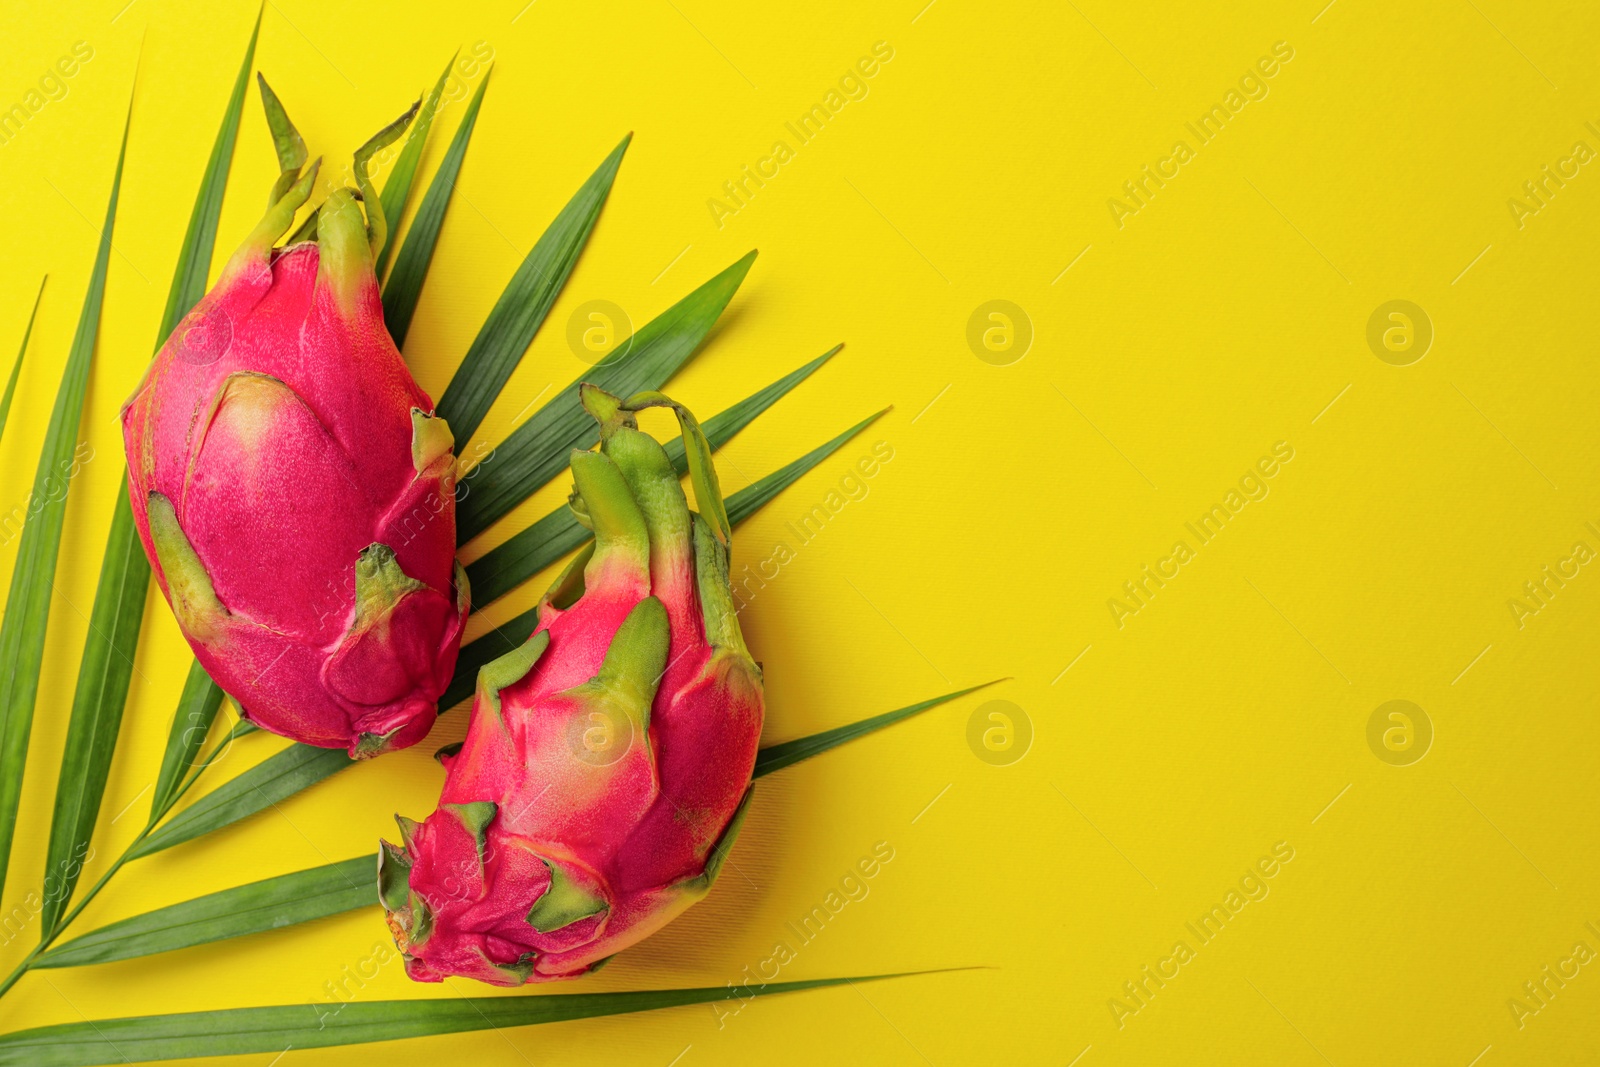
2, 0, 1599, 1064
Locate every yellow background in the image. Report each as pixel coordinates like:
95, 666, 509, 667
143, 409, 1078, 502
2, 0, 1598, 1063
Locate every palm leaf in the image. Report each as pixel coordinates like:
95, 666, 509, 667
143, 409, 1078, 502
448, 404, 889, 713
0, 975, 908, 1066
48, 9, 261, 919
40, 491, 150, 931
723, 408, 888, 524
140, 12, 263, 823
467, 345, 840, 608
382, 68, 490, 349
455, 250, 758, 542
753, 681, 1004, 776
38, 683, 996, 966
0, 17, 264, 1001
0, 277, 46, 444
0, 97, 131, 906
157, 11, 260, 343
34, 856, 373, 969
89, 287, 871, 916
127, 743, 349, 859
147, 661, 226, 823
435, 134, 630, 448
373, 52, 454, 281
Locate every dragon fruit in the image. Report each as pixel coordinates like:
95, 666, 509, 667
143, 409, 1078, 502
120, 80, 468, 757
380, 387, 763, 983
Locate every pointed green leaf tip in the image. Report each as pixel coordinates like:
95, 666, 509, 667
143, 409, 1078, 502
620, 390, 731, 545
0, 276, 45, 445
675, 786, 753, 897
442, 800, 496, 863
476, 629, 549, 721
410, 408, 454, 472
753, 680, 1007, 778
526, 861, 607, 932
374, 50, 457, 280
254, 73, 306, 204
382, 65, 492, 349
578, 383, 632, 438
377, 840, 412, 911
352, 543, 426, 624
588, 596, 669, 718
147, 493, 227, 642
455, 249, 759, 542
394, 814, 421, 851
354, 96, 422, 257
435, 130, 630, 447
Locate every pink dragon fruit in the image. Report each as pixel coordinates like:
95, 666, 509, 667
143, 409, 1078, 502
380, 387, 763, 983
121, 80, 468, 757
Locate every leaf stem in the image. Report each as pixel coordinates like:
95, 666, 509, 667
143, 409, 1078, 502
0, 719, 240, 999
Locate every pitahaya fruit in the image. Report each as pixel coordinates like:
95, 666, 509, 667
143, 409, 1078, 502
380, 387, 763, 983
120, 80, 468, 757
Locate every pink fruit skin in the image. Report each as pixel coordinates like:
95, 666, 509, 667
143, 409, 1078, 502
386, 403, 762, 984
122, 242, 467, 757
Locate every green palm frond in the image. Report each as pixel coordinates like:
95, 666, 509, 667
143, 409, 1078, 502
456, 250, 757, 542
36, 683, 998, 968
0, 93, 132, 908
435, 133, 630, 446
34, 856, 374, 969
0, 17, 999, 1056
381, 67, 489, 348
147, 660, 227, 823
40, 486, 151, 931
373, 52, 455, 281
0, 277, 46, 444
116, 403, 895, 855
0, 13, 263, 999
465, 344, 841, 608
0, 974, 927, 1066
